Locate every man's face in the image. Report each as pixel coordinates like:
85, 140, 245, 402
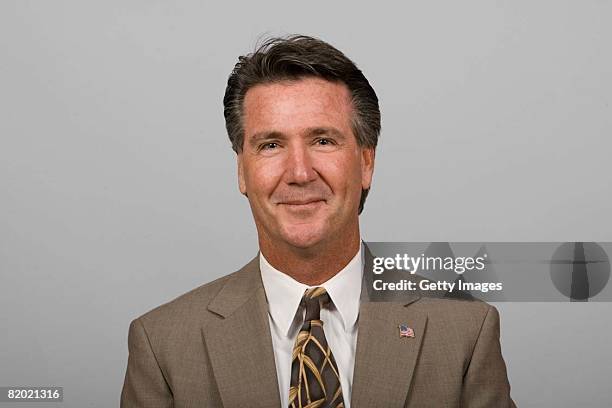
238, 77, 375, 250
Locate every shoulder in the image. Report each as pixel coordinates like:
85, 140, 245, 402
131, 260, 256, 335
138, 273, 231, 326
413, 296, 495, 322
410, 297, 500, 349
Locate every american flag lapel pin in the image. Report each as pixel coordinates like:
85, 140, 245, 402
399, 324, 415, 338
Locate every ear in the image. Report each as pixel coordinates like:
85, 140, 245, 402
237, 153, 247, 195
361, 147, 375, 190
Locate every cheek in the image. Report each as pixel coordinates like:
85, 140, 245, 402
245, 159, 284, 197
319, 154, 363, 194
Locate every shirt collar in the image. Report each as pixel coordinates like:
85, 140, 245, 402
259, 242, 363, 337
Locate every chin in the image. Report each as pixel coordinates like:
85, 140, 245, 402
279, 223, 327, 249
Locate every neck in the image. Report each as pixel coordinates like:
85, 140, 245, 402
259, 230, 361, 286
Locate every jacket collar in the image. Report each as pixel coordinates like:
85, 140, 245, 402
203, 245, 428, 408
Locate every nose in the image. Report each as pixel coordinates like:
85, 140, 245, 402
284, 144, 318, 185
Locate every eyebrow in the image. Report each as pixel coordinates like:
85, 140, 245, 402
247, 127, 347, 148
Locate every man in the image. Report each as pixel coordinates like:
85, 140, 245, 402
121, 35, 516, 407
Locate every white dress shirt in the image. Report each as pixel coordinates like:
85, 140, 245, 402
259, 243, 363, 408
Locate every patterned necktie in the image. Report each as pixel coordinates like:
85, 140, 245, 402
289, 287, 345, 408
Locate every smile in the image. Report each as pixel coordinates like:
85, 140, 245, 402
279, 200, 325, 210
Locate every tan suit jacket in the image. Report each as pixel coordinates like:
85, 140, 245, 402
121, 252, 516, 407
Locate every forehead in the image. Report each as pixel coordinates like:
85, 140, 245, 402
242, 77, 354, 135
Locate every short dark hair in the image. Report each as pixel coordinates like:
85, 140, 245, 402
223, 35, 380, 214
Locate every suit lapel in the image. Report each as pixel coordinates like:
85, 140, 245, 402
351, 244, 429, 407
202, 246, 429, 407
351, 301, 428, 408
202, 255, 281, 408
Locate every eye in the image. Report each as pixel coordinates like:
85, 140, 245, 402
260, 142, 279, 150
316, 138, 334, 146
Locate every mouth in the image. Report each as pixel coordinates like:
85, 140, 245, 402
279, 199, 326, 210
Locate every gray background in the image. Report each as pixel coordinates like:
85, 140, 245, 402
1, 1, 611, 407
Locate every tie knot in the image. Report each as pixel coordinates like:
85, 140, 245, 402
302, 287, 330, 322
